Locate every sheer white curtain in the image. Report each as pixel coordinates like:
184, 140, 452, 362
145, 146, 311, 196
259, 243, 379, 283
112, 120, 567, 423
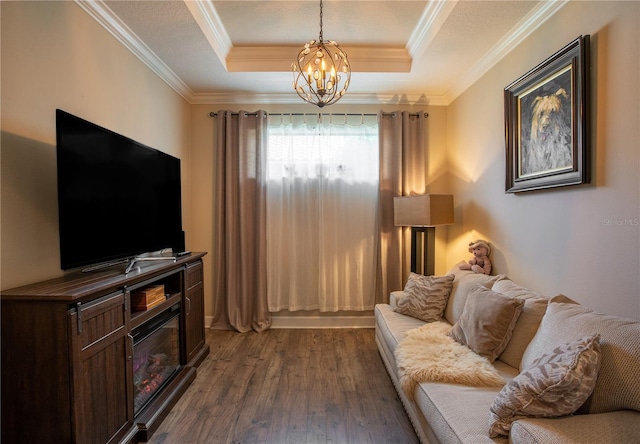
266, 114, 379, 312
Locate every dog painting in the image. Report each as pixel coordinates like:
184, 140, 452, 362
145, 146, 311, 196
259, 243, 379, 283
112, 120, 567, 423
505, 35, 589, 193
518, 67, 573, 176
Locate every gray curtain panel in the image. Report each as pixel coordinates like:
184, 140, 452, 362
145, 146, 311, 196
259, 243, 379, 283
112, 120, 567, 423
210, 110, 271, 333
377, 111, 428, 303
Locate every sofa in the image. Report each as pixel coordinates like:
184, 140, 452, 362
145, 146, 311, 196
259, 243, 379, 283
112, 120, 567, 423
375, 267, 640, 443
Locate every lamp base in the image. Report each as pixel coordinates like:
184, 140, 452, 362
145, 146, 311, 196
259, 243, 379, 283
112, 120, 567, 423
411, 226, 435, 276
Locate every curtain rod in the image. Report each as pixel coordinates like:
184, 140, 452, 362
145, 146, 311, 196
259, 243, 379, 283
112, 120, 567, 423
208, 111, 428, 118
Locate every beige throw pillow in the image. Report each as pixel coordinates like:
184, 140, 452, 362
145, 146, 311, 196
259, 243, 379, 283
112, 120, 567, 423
393, 273, 454, 322
488, 334, 602, 438
450, 285, 524, 362
443, 268, 505, 325
491, 279, 549, 369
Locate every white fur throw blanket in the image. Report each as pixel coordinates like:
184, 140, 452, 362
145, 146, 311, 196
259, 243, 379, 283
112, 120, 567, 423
395, 321, 505, 401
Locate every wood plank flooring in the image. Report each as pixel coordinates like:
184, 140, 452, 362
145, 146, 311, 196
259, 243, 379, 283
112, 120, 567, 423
146, 328, 418, 444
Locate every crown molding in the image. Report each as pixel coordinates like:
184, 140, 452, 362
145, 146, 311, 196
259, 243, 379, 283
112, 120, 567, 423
75, 0, 194, 101
406, 0, 457, 59
183, 0, 233, 67
189, 91, 441, 106
443, 0, 569, 104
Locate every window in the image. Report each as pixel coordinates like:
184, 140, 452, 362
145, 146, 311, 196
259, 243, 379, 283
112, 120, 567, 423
266, 114, 379, 312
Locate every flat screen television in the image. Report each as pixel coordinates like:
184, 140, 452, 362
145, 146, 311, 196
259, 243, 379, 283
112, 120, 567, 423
56, 109, 184, 271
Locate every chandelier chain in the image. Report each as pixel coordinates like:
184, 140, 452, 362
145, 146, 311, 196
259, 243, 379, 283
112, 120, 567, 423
318, 0, 324, 42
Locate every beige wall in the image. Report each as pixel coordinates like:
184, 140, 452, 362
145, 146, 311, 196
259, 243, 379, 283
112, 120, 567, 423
1, 1, 191, 289
446, 1, 640, 319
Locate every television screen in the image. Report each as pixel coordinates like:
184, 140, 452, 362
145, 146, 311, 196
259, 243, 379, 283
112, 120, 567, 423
56, 109, 183, 270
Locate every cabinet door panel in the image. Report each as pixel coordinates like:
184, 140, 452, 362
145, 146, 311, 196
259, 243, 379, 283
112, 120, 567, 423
185, 284, 205, 363
184, 261, 205, 365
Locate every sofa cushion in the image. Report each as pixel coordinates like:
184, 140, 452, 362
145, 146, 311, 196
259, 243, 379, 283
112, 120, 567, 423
492, 279, 549, 369
489, 334, 602, 437
443, 267, 505, 325
450, 285, 524, 362
374, 304, 426, 369
395, 321, 504, 401
389, 290, 404, 309
393, 273, 454, 322
521, 302, 640, 414
414, 375, 514, 444
509, 410, 640, 444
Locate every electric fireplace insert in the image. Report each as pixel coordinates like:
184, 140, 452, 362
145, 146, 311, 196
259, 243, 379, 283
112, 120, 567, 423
132, 303, 181, 416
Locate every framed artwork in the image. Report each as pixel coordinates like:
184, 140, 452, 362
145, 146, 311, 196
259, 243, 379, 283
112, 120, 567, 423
504, 35, 590, 193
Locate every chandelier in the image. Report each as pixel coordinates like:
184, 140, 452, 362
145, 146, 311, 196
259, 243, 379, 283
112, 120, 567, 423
292, 0, 351, 107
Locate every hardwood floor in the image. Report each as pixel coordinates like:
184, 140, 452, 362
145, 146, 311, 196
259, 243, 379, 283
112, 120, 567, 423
146, 328, 418, 444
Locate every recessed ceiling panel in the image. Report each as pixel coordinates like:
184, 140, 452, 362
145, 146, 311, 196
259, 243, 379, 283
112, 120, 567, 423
213, 1, 426, 47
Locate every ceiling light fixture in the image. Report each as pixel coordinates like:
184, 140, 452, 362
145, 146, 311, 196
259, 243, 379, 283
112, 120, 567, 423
292, 0, 351, 107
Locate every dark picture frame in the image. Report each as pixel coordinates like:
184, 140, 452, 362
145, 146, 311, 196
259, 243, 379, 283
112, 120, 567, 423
505, 35, 590, 193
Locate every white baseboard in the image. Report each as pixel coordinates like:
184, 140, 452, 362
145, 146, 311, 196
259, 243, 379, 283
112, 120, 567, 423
204, 315, 375, 329
270, 315, 375, 329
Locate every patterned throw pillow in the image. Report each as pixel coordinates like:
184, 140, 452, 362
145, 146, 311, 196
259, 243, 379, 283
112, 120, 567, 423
393, 273, 455, 322
488, 334, 602, 438
521, 301, 640, 414
450, 285, 524, 362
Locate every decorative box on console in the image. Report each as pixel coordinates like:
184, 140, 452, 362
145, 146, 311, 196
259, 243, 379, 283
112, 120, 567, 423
132, 285, 166, 311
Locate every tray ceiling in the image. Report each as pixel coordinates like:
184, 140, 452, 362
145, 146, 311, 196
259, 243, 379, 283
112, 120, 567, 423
79, 1, 568, 105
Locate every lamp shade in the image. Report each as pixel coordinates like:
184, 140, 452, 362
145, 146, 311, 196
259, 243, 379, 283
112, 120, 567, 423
393, 194, 454, 227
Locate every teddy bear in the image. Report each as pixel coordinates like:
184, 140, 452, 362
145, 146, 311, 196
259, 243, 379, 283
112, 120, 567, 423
459, 240, 492, 275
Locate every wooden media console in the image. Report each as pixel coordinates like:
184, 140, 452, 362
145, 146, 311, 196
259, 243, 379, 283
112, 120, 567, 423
1, 252, 209, 444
